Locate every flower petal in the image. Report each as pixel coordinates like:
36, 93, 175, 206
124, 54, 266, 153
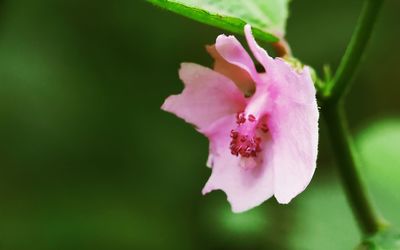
206, 45, 255, 95
213, 34, 262, 89
162, 63, 246, 129
267, 67, 319, 204
244, 24, 276, 76
202, 115, 275, 213
245, 24, 318, 203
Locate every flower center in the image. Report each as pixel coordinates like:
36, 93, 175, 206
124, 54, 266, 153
229, 112, 269, 158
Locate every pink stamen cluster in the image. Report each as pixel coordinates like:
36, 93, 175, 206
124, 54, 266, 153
230, 112, 268, 158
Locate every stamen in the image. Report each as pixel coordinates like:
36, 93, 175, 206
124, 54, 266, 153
248, 114, 256, 122
230, 130, 238, 139
236, 112, 246, 125
260, 122, 269, 133
230, 112, 269, 159
230, 131, 262, 158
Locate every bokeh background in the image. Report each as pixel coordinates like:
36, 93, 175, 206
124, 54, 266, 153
0, 0, 399, 249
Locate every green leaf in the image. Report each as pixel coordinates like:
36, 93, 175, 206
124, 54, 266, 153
355, 119, 400, 228
355, 119, 400, 249
147, 0, 291, 43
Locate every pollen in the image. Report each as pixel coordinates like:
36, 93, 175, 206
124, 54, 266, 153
236, 112, 246, 125
230, 112, 267, 158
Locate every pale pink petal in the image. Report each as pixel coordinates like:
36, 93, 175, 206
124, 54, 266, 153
206, 45, 255, 95
244, 24, 276, 77
271, 61, 317, 104
244, 24, 318, 203
162, 63, 247, 129
214, 34, 263, 88
267, 67, 319, 204
201, 115, 275, 213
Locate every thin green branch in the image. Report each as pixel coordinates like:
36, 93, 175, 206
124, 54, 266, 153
320, 0, 387, 237
323, 103, 388, 235
322, 0, 384, 101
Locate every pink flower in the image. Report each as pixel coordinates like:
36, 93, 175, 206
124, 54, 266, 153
162, 25, 319, 212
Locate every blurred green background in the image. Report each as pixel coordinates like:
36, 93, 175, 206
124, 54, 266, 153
0, 0, 399, 249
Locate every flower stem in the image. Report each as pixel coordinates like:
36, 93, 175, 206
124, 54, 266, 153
322, 0, 384, 101
323, 103, 387, 235
321, 0, 386, 236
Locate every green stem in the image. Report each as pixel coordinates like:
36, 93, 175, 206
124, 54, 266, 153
323, 0, 384, 101
323, 103, 387, 235
321, 0, 386, 236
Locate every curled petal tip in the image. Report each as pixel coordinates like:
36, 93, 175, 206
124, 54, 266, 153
244, 24, 252, 31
